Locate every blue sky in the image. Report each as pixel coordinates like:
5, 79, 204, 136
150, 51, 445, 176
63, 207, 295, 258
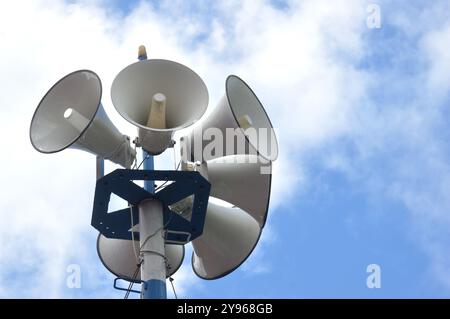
1, 0, 450, 298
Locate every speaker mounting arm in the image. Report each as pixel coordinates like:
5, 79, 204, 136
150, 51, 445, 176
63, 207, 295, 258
91, 169, 211, 244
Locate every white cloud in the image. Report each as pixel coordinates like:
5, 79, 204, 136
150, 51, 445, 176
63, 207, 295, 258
421, 22, 450, 100
319, 1, 450, 290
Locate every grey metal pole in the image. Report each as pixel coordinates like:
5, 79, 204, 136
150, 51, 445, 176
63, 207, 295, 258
139, 199, 166, 298
137, 45, 167, 299
96, 156, 104, 180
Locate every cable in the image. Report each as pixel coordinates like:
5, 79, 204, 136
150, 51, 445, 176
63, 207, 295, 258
154, 160, 181, 191
139, 250, 166, 259
155, 181, 170, 191
139, 211, 174, 251
132, 142, 138, 169
137, 211, 175, 294
129, 204, 139, 264
169, 277, 178, 299
124, 269, 137, 299
124, 261, 142, 299
139, 227, 164, 251
153, 144, 181, 191
173, 141, 178, 170
137, 152, 150, 170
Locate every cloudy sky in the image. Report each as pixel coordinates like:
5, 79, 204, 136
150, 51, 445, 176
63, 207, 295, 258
1, 0, 450, 298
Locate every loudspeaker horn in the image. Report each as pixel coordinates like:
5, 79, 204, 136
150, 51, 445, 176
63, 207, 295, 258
191, 202, 261, 280
203, 154, 272, 228
97, 234, 184, 281
183, 75, 278, 163
29, 70, 136, 168
111, 59, 209, 155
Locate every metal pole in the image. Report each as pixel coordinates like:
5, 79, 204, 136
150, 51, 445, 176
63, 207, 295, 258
139, 46, 155, 193
138, 45, 167, 299
143, 150, 155, 192
139, 198, 166, 299
96, 156, 104, 180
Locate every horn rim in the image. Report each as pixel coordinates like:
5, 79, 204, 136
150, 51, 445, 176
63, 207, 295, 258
191, 226, 263, 280
96, 233, 185, 282
225, 75, 279, 162
29, 69, 102, 154
207, 155, 273, 228
260, 160, 272, 228
191, 157, 273, 279
166, 244, 185, 278
110, 59, 209, 133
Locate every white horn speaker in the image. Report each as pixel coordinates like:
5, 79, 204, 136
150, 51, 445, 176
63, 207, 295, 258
191, 202, 261, 280
184, 75, 278, 163
111, 59, 209, 155
30, 70, 136, 168
97, 234, 184, 281
205, 154, 272, 228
